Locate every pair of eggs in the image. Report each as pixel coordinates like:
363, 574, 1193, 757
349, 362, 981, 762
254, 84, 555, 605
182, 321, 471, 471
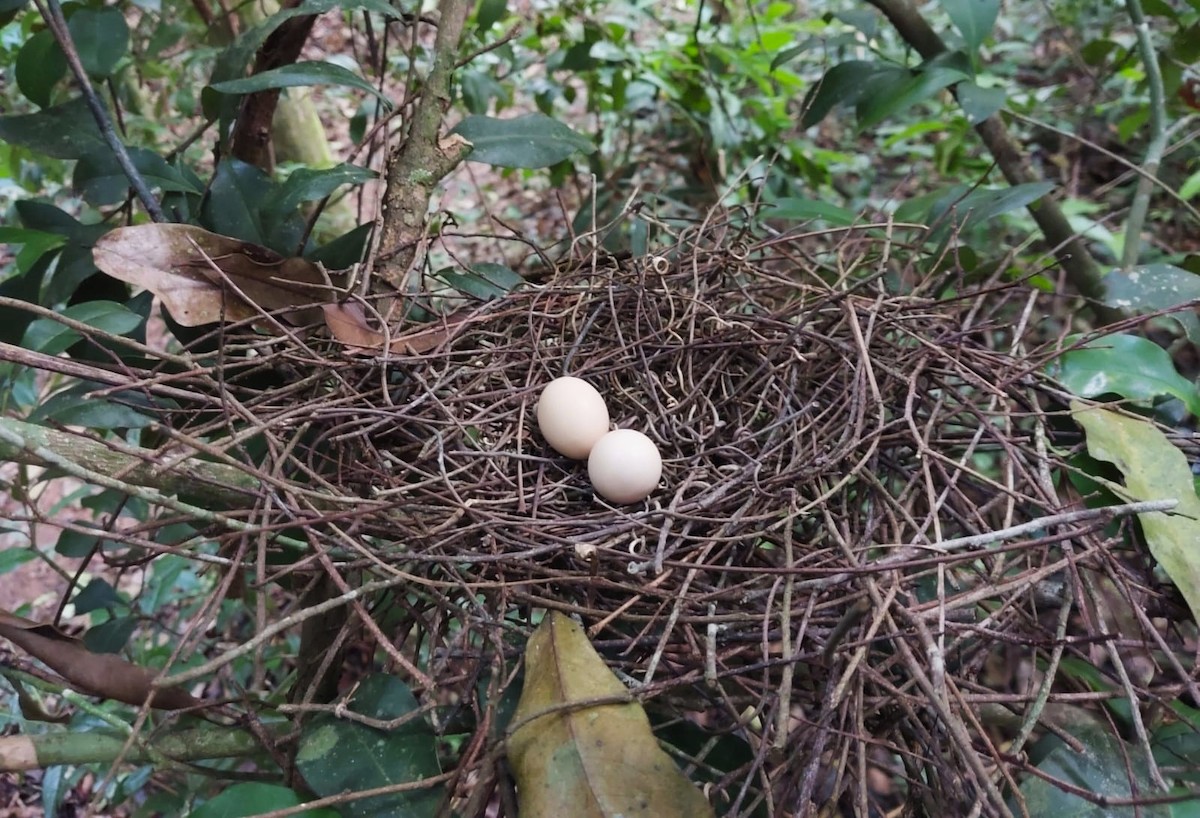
535, 377, 662, 504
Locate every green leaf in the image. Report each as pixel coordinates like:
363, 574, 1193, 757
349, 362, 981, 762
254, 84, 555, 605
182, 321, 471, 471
1073, 402, 1200, 630
67, 6, 130, 78
31, 391, 154, 429
0, 97, 106, 160
476, 0, 506, 31
1016, 722, 1170, 817
211, 61, 391, 108
956, 81, 1005, 124
0, 227, 67, 274
857, 52, 972, 130
941, 0, 999, 53
1048, 333, 1200, 417
15, 30, 68, 108
296, 674, 441, 818
436, 263, 523, 300
73, 147, 199, 206
1102, 264, 1200, 346
190, 783, 340, 818
767, 198, 858, 226
55, 529, 100, 558
72, 579, 121, 614
800, 61, 899, 127
21, 301, 144, 357
0, 547, 36, 575
201, 159, 272, 246
305, 222, 373, 268
452, 113, 595, 169
927, 181, 1056, 242
83, 616, 137, 653
270, 163, 377, 219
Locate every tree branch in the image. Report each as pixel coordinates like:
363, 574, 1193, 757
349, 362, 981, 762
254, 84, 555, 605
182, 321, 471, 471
0, 723, 264, 771
375, 0, 474, 290
34, 0, 165, 222
863, 0, 1118, 320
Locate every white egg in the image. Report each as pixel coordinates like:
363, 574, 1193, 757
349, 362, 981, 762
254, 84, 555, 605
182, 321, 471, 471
536, 377, 610, 459
587, 429, 662, 504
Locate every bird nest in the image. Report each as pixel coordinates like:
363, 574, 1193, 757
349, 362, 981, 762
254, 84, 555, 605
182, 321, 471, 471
134, 224, 1178, 815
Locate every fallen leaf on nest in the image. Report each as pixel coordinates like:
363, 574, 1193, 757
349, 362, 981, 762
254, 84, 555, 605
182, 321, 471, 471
0, 610, 200, 710
507, 612, 715, 818
93, 224, 344, 327
322, 302, 479, 356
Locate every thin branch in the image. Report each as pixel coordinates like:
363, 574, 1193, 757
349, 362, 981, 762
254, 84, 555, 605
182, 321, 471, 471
33, 0, 165, 222
1120, 0, 1169, 269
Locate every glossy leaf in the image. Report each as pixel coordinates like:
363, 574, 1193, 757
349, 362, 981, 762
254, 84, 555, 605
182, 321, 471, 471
0, 97, 106, 160
927, 181, 1056, 242
1048, 333, 1200, 417
767, 198, 858, 226
83, 615, 136, 654
436, 263, 523, 300
1016, 720, 1169, 816
942, 0, 999, 53
0, 227, 67, 274
31, 391, 154, 429
20, 301, 144, 357
452, 113, 596, 168
857, 52, 972, 130
956, 80, 1006, 124
211, 61, 391, 108
295, 674, 441, 817
800, 60, 899, 127
67, 7, 130, 78
270, 163, 377, 219
73, 147, 199, 206
191, 783, 340, 818
1073, 402, 1200, 623
15, 30, 67, 108
1102, 264, 1200, 345
507, 612, 715, 818
201, 159, 271, 246
72, 579, 121, 615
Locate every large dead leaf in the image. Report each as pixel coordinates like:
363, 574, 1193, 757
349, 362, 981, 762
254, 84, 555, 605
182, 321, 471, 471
0, 610, 200, 710
1072, 402, 1200, 623
322, 302, 480, 356
507, 612, 714, 818
93, 224, 341, 327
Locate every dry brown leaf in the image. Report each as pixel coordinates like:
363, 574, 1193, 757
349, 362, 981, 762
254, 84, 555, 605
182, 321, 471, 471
0, 610, 200, 710
507, 612, 715, 818
93, 224, 342, 327
322, 302, 479, 356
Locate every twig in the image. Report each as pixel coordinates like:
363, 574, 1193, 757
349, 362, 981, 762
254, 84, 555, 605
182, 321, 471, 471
33, 0, 165, 222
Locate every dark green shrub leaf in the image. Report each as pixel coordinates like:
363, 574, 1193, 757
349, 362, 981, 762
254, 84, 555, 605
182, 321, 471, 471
31, 390, 154, 429
1015, 725, 1170, 817
296, 674, 441, 817
926, 181, 1056, 242
1048, 333, 1200, 417
67, 6, 130, 78
476, 0, 506, 31
211, 61, 391, 108
72, 579, 121, 615
15, 30, 68, 108
800, 61, 899, 127
191, 783, 340, 818
201, 159, 272, 246
55, 529, 100, 558
956, 81, 1005, 124
437, 263, 523, 300
0, 227, 67, 274
305, 222, 373, 268
0, 97, 105, 160
73, 147, 199, 206
83, 616, 136, 653
270, 163, 377, 219
857, 52, 972, 130
1102, 264, 1200, 345
452, 113, 595, 168
20, 301, 144, 357
941, 0, 999, 53
767, 198, 858, 226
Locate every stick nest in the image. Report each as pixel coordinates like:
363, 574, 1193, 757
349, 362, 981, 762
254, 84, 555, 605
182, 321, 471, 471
148, 225, 1187, 815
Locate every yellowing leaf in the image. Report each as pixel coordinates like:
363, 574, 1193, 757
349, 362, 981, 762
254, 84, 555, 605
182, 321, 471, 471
1072, 402, 1200, 622
507, 612, 714, 818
